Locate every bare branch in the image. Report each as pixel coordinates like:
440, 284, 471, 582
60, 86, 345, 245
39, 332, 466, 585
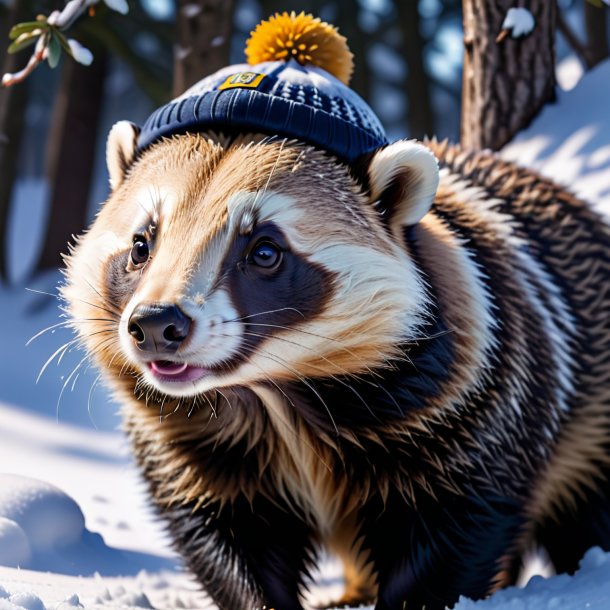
1, 0, 128, 87
2, 34, 45, 87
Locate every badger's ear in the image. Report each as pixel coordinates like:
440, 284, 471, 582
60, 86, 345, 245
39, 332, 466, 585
367, 140, 439, 232
106, 121, 140, 191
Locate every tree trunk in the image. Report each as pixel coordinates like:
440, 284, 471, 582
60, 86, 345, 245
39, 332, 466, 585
461, 0, 556, 151
0, 0, 32, 282
396, 0, 435, 139
335, 0, 371, 103
173, 0, 235, 96
36, 49, 108, 272
0, 4, 10, 70
584, 1, 609, 69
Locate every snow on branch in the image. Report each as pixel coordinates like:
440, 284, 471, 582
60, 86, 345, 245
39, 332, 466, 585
2, 0, 128, 88
496, 8, 536, 43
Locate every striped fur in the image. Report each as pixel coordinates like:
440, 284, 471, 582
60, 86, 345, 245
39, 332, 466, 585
63, 133, 610, 610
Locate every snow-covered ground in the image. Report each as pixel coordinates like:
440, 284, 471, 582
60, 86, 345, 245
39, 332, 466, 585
1, 56, 609, 610
503, 58, 610, 216
3, 405, 610, 610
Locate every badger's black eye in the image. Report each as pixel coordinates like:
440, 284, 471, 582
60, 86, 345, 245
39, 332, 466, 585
250, 241, 282, 270
130, 236, 150, 266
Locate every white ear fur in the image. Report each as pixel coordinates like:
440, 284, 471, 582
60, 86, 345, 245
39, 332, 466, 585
106, 121, 140, 191
368, 140, 439, 228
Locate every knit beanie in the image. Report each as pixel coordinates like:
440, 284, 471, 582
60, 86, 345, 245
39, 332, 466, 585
136, 12, 388, 162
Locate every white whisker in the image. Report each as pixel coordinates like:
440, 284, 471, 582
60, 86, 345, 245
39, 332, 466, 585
223, 307, 305, 323
36, 339, 80, 384
87, 373, 102, 430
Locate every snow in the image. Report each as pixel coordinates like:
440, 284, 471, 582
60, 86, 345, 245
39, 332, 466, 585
0, 403, 171, 562
1, 592, 46, 610
0, 475, 85, 570
0, 403, 344, 609
0, 565, 212, 610
555, 55, 584, 92
0, 519, 31, 568
454, 548, 610, 609
1, 49, 610, 610
501, 8, 536, 39
0, 272, 120, 429
0, 473, 174, 577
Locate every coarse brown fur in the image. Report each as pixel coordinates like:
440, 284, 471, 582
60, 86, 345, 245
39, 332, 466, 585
63, 130, 610, 610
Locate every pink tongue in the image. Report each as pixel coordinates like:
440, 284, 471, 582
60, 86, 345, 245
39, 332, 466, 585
151, 361, 189, 376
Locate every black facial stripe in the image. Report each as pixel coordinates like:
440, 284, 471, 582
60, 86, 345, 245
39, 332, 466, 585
220, 224, 336, 367
104, 249, 140, 309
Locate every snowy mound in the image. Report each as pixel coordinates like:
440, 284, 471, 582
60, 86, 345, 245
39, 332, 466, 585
0, 474, 88, 571
0, 586, 49, 610
0, 474, 88, 569
0, 568, 213, 610
455, 547, 610, 609
0, 474, 173, 576
502, 58, 610, 216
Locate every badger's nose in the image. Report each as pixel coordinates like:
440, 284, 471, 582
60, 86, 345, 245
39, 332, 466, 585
128, 303, 192, 354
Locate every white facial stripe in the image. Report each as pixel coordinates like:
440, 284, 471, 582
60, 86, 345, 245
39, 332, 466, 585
180, 288, 242, 363
64, 230, 126, 302
85, 230, 128, 266
227, 190, 305, 236
119, 288, 244, 398
256, 192, 305, 227
222, 189, 429, 379
63, 229, 128, 334
131, 188, 158, 226
120, 184, 431, 394
226, 190, 256, 218
185, 227, 231, 298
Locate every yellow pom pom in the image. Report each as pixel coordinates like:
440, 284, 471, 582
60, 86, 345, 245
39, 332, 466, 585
245, 11, 354, 85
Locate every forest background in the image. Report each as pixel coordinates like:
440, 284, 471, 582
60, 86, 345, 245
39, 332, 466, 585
1, 0, 608, 286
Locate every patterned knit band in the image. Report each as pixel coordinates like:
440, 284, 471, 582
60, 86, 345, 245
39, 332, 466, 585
136, 59, 388, 162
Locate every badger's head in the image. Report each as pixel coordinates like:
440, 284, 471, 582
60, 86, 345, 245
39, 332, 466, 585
63, 123, 439, 402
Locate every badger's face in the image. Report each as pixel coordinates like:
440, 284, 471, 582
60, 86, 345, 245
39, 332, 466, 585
64, 125, 439, 400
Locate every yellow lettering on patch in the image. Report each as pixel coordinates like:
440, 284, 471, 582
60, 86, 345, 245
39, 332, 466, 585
218, 72, 266, 90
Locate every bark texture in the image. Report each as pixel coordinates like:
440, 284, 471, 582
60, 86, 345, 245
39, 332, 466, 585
461, 0, 556, 151
173, 0, 235, 96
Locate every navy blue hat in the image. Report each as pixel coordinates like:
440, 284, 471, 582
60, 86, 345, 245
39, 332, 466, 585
137, 14, 388, 162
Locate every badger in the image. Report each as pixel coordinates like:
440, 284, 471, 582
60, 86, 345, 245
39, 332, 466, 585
62, 12, 610, 610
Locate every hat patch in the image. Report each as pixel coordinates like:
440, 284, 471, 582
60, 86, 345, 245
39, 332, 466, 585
218, 72, 266, 90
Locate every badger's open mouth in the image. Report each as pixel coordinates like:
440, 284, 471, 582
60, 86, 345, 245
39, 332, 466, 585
149, 360, 210, 383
